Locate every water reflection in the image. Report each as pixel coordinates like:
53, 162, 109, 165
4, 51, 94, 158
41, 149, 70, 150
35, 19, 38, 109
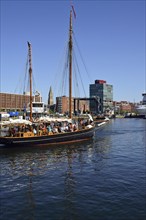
1, 119, 145, 220
0, 136, 112, 182
0, 137, 112, 219
27, 175, 36, 220
64, 148, 78, 220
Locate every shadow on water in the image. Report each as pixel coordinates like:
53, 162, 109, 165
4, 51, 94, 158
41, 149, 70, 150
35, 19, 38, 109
0, 134, 112, 219
0, 136, 110, 175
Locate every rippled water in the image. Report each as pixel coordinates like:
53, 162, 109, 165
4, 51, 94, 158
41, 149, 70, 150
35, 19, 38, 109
0, 119, 146, 220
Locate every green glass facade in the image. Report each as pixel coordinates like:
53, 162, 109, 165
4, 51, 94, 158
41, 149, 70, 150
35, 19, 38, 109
89, 80, 113, 114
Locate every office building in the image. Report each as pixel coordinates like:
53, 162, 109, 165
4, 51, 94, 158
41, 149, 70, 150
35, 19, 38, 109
89, 80, 113, 114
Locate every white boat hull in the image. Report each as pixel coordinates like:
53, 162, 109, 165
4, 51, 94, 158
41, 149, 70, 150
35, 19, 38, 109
136, 105, 146, 116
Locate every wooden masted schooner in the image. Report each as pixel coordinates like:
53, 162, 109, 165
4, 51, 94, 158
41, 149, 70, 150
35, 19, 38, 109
0, 8, 95, 147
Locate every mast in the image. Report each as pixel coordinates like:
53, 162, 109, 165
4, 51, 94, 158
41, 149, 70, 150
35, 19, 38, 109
69, 10, 73, 119
27, 41, 33, 122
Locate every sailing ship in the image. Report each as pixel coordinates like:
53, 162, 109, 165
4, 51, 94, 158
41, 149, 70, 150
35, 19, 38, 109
0, 9, 95, 147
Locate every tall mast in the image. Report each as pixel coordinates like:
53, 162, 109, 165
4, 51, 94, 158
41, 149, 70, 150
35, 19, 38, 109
27, 41, 33, 122
69, 10, 73, 119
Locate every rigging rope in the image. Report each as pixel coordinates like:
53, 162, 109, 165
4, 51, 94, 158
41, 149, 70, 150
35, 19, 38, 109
73, 33, 92, 83
23, 53, 29, 94
53, 31, 92, 100
73, 48, 86, 97
72, 53, 80, 98
24, 52, 37, 97
53, 42, 69, 97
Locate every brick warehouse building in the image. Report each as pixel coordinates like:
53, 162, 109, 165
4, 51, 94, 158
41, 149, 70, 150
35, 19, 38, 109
0, 92, 41, 112
56, 96, 89, 114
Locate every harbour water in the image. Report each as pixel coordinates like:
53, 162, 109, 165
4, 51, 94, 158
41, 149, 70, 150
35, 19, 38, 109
0, 118, 145, 220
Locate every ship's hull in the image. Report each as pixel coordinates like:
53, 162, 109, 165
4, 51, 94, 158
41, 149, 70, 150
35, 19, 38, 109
0, 126, 95, 147
135, 105, 146, 116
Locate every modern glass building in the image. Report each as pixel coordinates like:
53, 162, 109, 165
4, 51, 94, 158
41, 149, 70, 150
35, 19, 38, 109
89, 80, 113, 114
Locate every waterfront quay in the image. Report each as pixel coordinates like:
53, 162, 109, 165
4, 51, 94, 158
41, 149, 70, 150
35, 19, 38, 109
0, 118, 145, 220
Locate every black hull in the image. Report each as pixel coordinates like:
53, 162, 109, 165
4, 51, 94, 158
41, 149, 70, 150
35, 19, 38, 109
0, 127, 95, 147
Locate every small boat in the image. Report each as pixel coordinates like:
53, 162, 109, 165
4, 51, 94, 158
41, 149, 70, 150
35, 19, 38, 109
93, 115, 110, 126
0, 7, 95, 147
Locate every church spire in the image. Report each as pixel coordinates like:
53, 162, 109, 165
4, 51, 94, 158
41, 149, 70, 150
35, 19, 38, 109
48, 86, 54, 106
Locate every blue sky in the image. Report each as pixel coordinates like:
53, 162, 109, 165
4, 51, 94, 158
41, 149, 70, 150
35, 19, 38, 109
1, 0, 145, 103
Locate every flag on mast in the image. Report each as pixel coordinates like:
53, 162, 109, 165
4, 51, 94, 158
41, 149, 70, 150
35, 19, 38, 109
70, 1, 76, 19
